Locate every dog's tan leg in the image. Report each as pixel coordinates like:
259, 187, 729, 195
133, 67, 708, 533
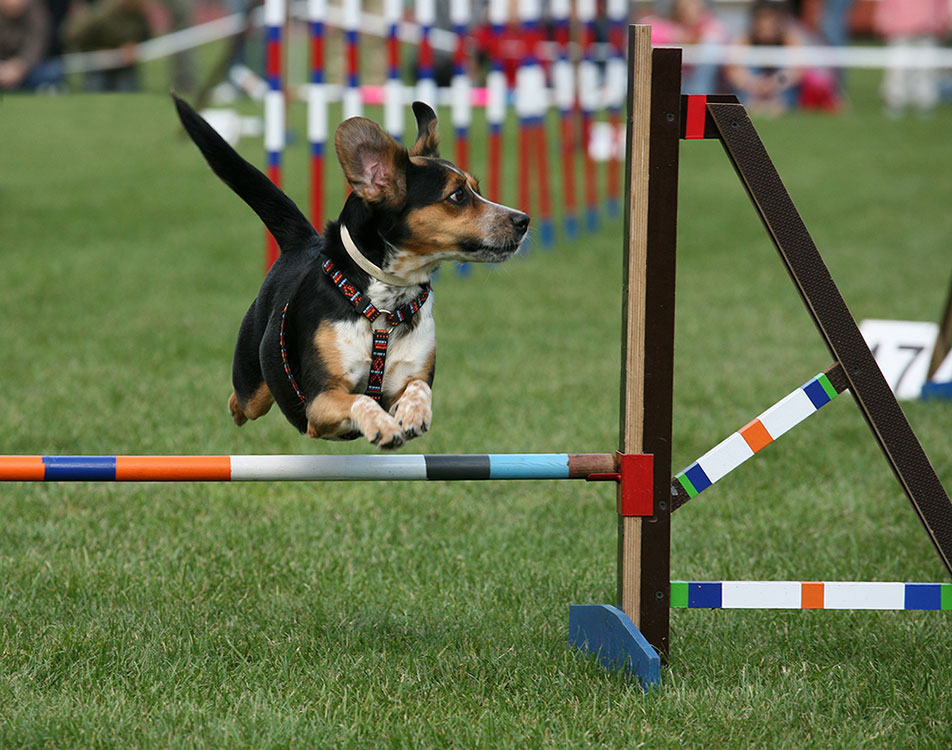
389, 379, 432, 439
229, 383, 275, 426
306, 390, 406, 448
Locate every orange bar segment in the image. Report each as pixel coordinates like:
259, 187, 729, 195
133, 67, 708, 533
115, 456, 231, 481
0, 456, 46, 480
801, 582, 824, 609
739, 418, 773, 453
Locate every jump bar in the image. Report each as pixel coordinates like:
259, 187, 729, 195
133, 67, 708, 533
671, 581, 952, 610
0, 453, 615, 482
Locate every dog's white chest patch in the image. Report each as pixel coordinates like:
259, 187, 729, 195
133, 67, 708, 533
331, 294, 435, 398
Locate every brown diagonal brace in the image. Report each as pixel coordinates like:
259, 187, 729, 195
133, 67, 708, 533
708, 102, 952, 576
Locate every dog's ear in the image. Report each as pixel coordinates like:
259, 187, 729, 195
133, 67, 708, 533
409, 101, 440, 158
335, 117, 410, 206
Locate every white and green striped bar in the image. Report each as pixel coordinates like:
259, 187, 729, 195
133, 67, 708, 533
673, 370, 843, 507
671, 580, 952, 610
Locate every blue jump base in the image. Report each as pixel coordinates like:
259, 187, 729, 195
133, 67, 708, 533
568, 604, 661, 691
921, 380, 952, 400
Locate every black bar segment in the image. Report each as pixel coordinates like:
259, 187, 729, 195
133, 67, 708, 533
423, 455, 491, 480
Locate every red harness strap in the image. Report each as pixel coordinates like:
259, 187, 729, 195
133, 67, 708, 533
279, 258, 430, 406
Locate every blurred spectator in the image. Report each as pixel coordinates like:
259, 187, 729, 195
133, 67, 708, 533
726, 0, 804, 115
819, 0, 854, 96
63, 0, 151, 92
876, 0, 950, 117
643, 0, 730, 94
0, 0, 60, 90
165, 0, 195, 93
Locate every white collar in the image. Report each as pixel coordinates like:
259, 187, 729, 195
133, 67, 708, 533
339, 224, 416, 287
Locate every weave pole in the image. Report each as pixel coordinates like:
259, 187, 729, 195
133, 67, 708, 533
605, 0, 628, 217
0, 453, 615, 482
450, 0, 470, 171
342, 0, 362, 120
485, 0, 507, 204
415, 0, 437, 108
307, 0, 326, 230
263, 0, 285, 269
383, 0, 403, 139
552, 0, 578, 238
577, 0, 600, 232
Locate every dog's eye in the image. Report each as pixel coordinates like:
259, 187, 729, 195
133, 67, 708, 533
447, 187, 467, 205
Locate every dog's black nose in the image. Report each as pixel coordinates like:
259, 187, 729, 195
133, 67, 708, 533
511, 212, 530, 233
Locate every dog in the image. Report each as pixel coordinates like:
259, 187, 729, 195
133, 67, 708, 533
173, 96, 530, 449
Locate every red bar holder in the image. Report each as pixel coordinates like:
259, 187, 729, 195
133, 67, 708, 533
587, 452, 654, 516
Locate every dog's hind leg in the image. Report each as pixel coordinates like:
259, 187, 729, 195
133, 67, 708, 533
229, 383, 274, 426
229, 303, 275, 426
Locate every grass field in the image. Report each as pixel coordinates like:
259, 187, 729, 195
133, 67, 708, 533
2, 70, 952, 747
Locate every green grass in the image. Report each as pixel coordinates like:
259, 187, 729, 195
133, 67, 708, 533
1, 77, 952, 747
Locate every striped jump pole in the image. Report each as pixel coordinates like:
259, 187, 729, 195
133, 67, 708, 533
671, 581, 952, 610
0, 453, 619, 483
450, 0, 471, 172
672, 367, 847, 510
263, 0, 285, 270
384, 0, 404, 139
552, 0, 578, 239
342, 0, 362, 120
414, 0, 437, 108
485, 0, 507, 205
605, 0, 628, 218
577, 0, 600, 232
307, 0, 327, 230
515, 0, 552, 247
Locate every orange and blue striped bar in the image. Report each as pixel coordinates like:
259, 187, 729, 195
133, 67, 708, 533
671, 581, 952, 610
0, 453, 614, 482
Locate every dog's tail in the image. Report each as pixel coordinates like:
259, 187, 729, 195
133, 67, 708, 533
172, 94, 318, 254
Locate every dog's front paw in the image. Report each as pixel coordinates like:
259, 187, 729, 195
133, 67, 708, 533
390, 381, 432, 440
351, 395, 406, 450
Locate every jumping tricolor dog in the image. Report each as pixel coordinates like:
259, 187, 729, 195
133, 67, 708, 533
173, 96, 529, 448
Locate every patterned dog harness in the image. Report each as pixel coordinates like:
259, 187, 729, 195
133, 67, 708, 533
279, 257, 430, 406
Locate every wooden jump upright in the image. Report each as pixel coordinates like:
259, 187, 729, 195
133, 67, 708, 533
571, 24, 952, 691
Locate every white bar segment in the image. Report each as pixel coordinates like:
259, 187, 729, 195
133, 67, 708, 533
343, 0, 360, 28
721, 581, 801, 609
486, 69, 507, 124
452, 74, 471, 128
343, 87, 362, 120
230, 454, 428, 481
488, 0, 508, 26
308, 0, 326, 22
384, 78, 404, 137
696, 432, 755, 484
264, 0, 285, 27
450, 0, 469, 26
823, 582, 906, 610
307, 83, 328, 143
577, 0, 596, 23
264, 90, 285, 152
757, 388, 816, 440
578, 60, 600, 112
552, 59, 574, 111
415, 0, 435, 27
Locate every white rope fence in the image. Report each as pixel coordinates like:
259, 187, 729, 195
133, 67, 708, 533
60, 6, 952, 76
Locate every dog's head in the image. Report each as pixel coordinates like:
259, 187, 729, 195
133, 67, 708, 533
334, 102, 529, 273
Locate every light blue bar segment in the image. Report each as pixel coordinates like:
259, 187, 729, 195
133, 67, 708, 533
488, 454, 570, 480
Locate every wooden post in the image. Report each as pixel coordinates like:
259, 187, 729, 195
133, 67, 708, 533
617, 27, 682, 656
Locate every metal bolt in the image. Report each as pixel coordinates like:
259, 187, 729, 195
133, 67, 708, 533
656, 591, 665, 600
666, 112, 675, 122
